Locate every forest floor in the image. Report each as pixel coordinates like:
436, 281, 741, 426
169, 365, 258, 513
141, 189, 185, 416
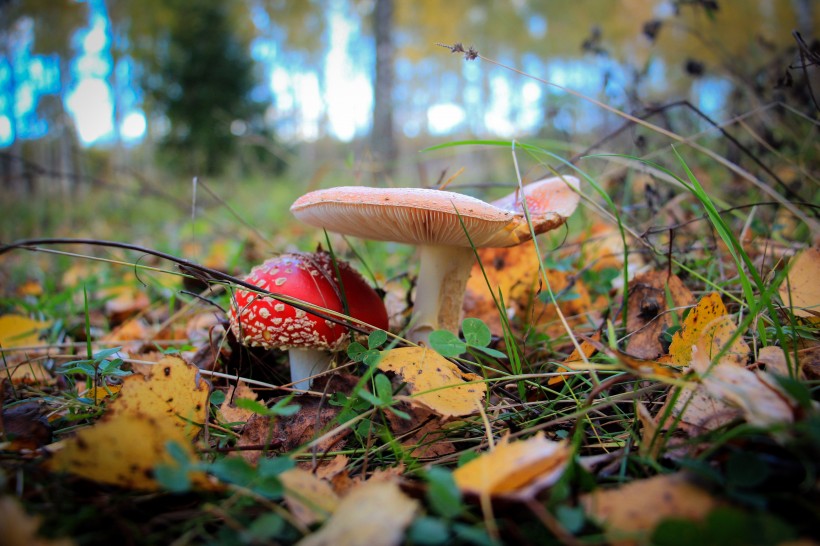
1, 113, 819, 545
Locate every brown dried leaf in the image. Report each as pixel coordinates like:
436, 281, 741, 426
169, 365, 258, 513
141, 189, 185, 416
237, 398, 345, 465
219, 382, 258, 425
625, 271, 694, 359
384, 405, 456, 459
1, 402, 52, 451
581, 473, 720, 546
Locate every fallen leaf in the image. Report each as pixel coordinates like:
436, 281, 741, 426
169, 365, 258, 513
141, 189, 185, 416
49, 356, 209, 489
0, 315, 51, 348
664, 292, 749, 367
580, 335, 679, 378
463, 245, 597, 337
0, 496, 75, 546
1, 358, 52, 385
690, 342, 795, 429
384, 405, 456, 458
100, 284, 151, 324
756, 346, 794, 377
281, 468, 340, 526
1, 402, 52, 451
779, 247, 820, 322
798, 343, 820, 380
625, 271, 694, 359
637, 403, 661, 459
548, 333, 599, 385
452, 433, 570, 498
296, 479, 418, 546
219, 382, 258, 425
237, 398, 345, 465
102, 317, 153, 343
581, 473, 720, 546
16, 280, 43, 297
659, 381, 741, 437
378, 347, 486, 418
659, 316, 794, 437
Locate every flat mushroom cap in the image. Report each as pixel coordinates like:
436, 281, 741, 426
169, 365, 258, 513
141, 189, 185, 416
290, 176, 581, 248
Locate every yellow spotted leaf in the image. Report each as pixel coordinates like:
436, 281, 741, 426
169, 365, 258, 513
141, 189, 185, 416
453, 433, 570, 497
581, 473, 720, 546
49, 356, 209, 489
377, 347, 486, 418
297, 479, 418, 546
0, 314, 51, 348
780, 247, 820, 322
665, 292, 749, 367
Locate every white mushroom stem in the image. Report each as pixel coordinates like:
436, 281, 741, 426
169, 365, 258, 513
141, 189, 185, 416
408, 245, 476, 344
288, 348, 333, 391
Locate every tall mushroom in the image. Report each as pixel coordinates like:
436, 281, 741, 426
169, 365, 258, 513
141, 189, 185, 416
230, 251, 388, 391
290, 176, 581, 343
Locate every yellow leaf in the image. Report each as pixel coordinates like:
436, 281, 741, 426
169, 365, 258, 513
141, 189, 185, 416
2, 359, 52, 385
780, 247, 820, 322
49, 356, 209, 489
16, 280, 43, 297
0, 315, 51, 348
377, 347, 486, 418
659, 321, 795, 436
280, 468, 340, 526
453, 433, 570, 497
665, 292, 749, 367
297, 479, 418, 546
582, 473, 720, 546
0, 496, 75, 546
548, 333, 599, 385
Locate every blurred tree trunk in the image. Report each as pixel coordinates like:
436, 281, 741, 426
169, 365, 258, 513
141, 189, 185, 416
372, 0, 396, 178
791, 0, 813, 38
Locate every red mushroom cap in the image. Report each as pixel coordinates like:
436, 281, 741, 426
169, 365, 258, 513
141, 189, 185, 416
230, 252, 388, 350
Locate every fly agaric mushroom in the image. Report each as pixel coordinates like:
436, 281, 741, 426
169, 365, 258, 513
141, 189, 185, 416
290, 175, 581, 343
230, 251, 389, 391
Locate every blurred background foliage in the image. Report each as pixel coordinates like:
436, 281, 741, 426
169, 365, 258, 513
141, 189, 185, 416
0, 0, 817, 241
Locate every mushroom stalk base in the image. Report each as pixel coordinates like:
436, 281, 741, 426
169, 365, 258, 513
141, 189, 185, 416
288, 348, 332, 391
408, 245, 475, 344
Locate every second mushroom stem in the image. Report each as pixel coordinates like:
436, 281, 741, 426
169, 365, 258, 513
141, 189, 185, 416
408, 245, 476, 344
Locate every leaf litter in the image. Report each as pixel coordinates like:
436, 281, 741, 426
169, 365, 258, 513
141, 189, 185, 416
2, 185, 818, 544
